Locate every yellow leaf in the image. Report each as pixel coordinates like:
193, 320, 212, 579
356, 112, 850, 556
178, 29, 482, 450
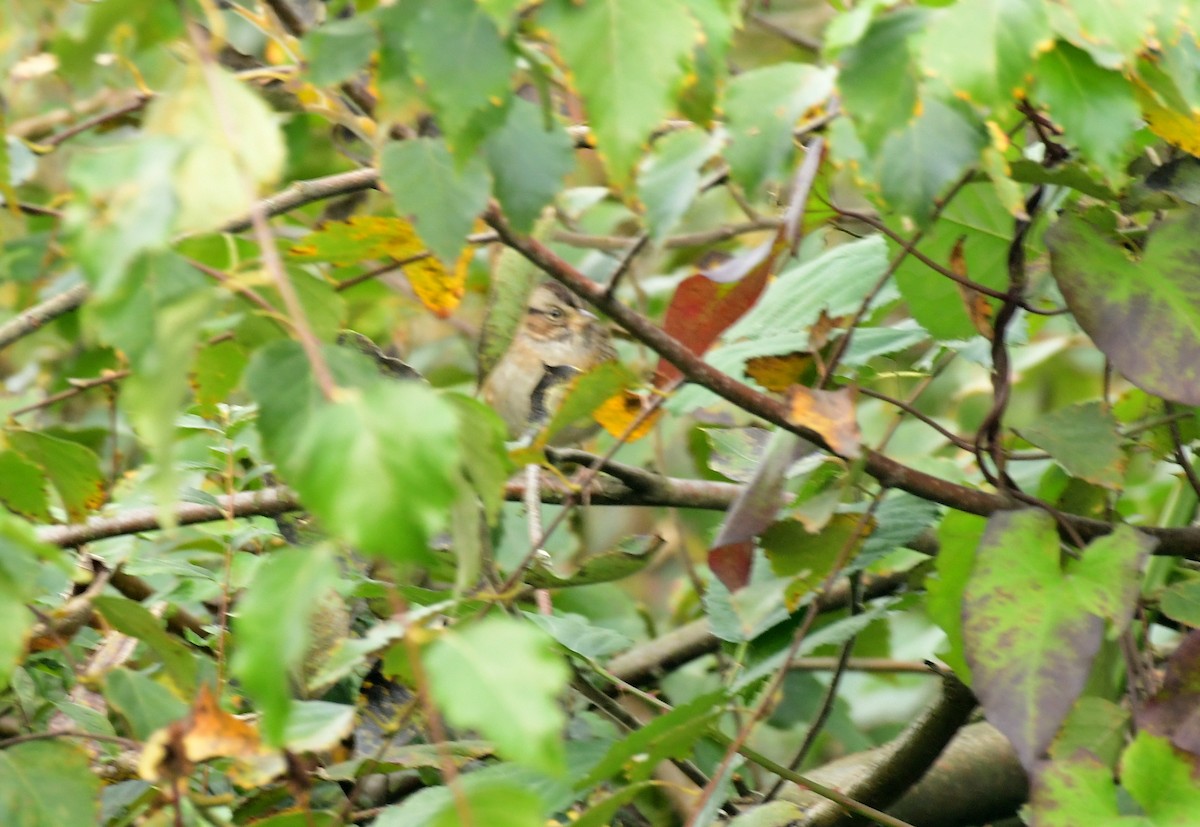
745, 352, 814, 393
786, 385, 861, 459
594, 390, 661, 442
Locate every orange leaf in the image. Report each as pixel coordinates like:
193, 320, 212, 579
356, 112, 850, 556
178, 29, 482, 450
139, 685, 285, 787
593, 390, 662, 441
950, 237, 993, 340
745, 352, 815, 393
786, 385, 861, 459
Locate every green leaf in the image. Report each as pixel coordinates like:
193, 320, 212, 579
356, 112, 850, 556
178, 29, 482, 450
527, 612, 634, 659
192, 338, 249, 417
476, 0, 526, 34
963, 511, 1153, 770
8, 430, 105, 522
1160, 579, 1200, 627
1052, 697, 1129, 768
93, 595, 197, 694
878, 97, 987, 225
581, 690, 725, 787
103, 668, 189, 740
637, 128, 720, 240
727, 801, 807, 827
144, 62, 285, 234
1046, 0, 1153, 70
925, 510, 986, 680
291, 384, 460, 560
838, 8, 928, 154
231, 547, 341, 745
446, 394, 512, 525
305, 16, 375, 86
245, 342, 460, 560
920, 0, 1049, 109
1121, 731, 1200, 822
484, 98, 576, 233
381, 138, 491, 266
0, 516, 59, 691
723, 64, 835, 196
522, 535, 660, 589
1022, 402, 1126, 489
1046, 207, 1200, 406
1030, 750, 1126, 826
539, 0, 698, 187
65, 138, 179, 295
375, 772, 546, 827
0, 450, 50, 521
892, 182, 1012, 340
0, 742, 101, 826
1033, 41, 1140, 183
284, 700, 357, 753
406, 0, 512, 156
424, 617, 569, 774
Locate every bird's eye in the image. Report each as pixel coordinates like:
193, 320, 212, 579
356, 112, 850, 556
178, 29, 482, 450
546, 306, 566, 321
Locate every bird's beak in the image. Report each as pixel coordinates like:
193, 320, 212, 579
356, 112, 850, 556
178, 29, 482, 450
580, 308, 598, 321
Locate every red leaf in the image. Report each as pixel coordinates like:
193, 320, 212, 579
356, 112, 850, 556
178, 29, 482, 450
655, 238, 776, 387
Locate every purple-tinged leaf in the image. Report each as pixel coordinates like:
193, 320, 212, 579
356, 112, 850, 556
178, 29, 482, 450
1047, 207, 1200, 405
963, 511, 1152, 771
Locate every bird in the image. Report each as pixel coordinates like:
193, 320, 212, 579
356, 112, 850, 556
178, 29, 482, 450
480, 281, 616, 442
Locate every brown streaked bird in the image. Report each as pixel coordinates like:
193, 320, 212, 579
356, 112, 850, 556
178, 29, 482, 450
481, 281, 616, 440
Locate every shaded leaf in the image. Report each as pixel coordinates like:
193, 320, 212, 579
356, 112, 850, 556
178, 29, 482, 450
638, 128, 721, 241
580, 690, 725, 787
1137, 630, 1200, 761
485, 98, 575, 233
523, 535, 661, 589
723, 64, 835, 195
1047, 207, 1200, 405
93, 596, 197, 694
381, 138, 491, 267
231, 547, 341, 745
528, 612, 634, 659
1033, 41, 1140, 182
0, 450, 50, 521
0, 742, 101, 826
745, 352, 816, 393
1021, 402, 1126, 489
9, 430, 105, 522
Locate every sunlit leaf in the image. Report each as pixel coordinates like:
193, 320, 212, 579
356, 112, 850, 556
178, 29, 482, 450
540, 0, 698, 187
1021, 402, 1126, 489
425, 617, 569, 774
785, 386, 861, 459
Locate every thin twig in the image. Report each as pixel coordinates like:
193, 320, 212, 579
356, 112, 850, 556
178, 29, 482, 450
42, 94, 151, 147
10, 370, 131, 417
0, 283, 90, 351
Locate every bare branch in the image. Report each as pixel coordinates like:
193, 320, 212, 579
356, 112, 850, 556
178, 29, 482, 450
0, 283, 89, 352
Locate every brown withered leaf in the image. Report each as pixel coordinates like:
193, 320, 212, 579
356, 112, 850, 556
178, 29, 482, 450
808, 308, 851, 351
745, 352, 815, 393
786, 385, 861, 459
594, 390, 662, 441
139, 685, 285, 787
950, 237, 994, 341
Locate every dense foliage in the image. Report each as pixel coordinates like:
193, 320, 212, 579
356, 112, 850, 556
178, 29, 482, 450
4, 0, 1200, 824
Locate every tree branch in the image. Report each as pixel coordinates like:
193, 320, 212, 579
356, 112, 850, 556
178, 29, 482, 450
0, 283, 90, 351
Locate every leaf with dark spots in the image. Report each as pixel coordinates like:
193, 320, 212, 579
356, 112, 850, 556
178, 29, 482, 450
963, 511, 1153, 772
1047, 207, 1200, 405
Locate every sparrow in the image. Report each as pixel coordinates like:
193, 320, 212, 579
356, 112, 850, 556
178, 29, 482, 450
481, 281, 616, 441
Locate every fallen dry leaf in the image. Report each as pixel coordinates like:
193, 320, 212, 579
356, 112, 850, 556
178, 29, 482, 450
786, 385, 861, 459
